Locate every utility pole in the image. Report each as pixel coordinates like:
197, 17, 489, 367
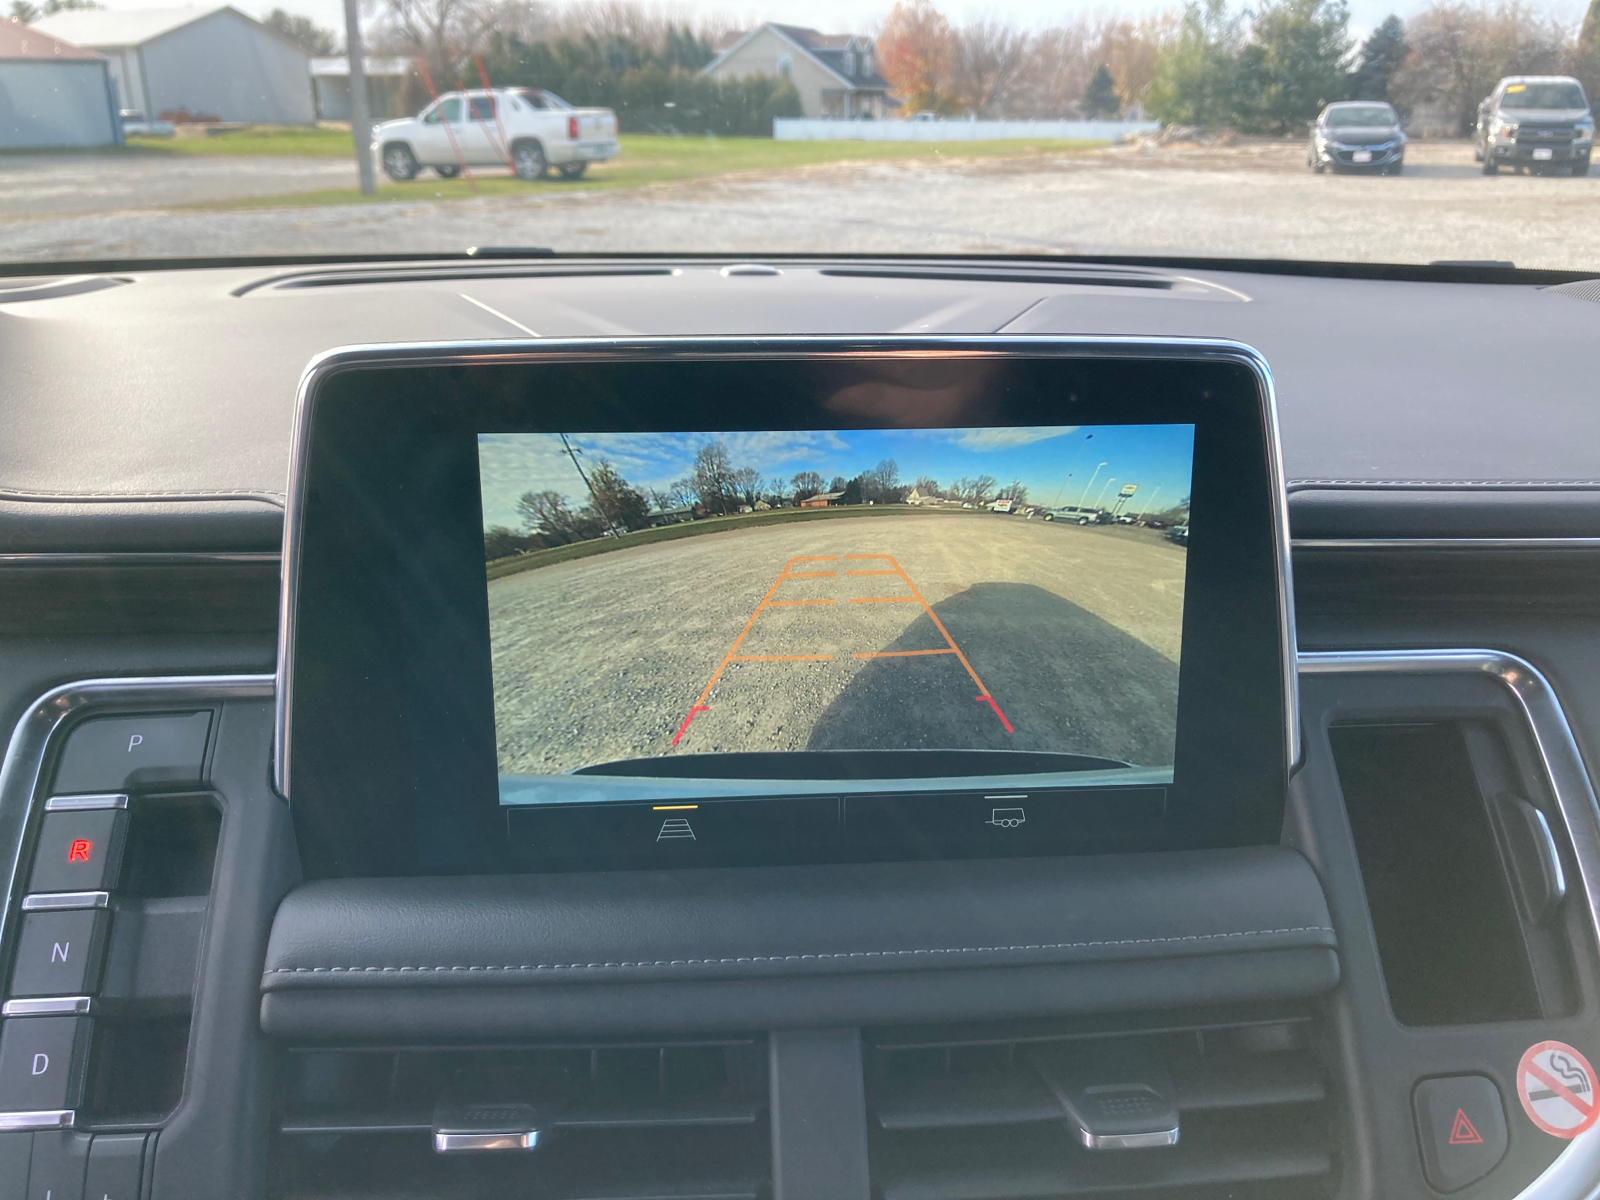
559, 433, 621, 535
342, 0, 375, 195
1142, 485, 1163, 521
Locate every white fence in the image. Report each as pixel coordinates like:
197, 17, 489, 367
773, 118, 1160, 142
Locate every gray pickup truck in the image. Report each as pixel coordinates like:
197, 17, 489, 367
1475, 75, 1594, 175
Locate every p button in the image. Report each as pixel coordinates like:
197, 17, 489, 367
52, 712, 210, 795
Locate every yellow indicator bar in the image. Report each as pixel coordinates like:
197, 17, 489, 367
652, 804, 700, 811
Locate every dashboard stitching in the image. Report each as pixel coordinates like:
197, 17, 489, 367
264, 926, 1336, 974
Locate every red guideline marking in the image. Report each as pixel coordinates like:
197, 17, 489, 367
977, 695, 1014, 734
671, 705, 710, 747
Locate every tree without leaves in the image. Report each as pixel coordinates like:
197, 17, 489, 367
971, 474, 998, 502
1083, 63, 1121, 115
267, 8, 339, 55
690, 440, 738, 515
586, 459, 650, 531
953, 16, 1030, 113
861, 459, 903, 504
913, 476, 941, 497
732, 465, 762, 508
828, 475, 849, 495
517, 489, 582, 543
1390, 0, 1569, 135
790, 471, 824, 503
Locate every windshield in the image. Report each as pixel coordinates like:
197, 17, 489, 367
1326, 105, 1397, 127
1500, 82, 1588, 109
4, 2, 1599, 269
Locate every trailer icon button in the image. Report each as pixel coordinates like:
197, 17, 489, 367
986, 807, 1026, 829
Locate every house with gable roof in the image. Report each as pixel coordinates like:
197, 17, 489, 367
702, 23, 894, 120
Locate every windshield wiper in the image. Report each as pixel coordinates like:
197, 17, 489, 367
572, 748, 1134, 780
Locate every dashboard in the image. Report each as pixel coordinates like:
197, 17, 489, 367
1, 255, 1600, 1200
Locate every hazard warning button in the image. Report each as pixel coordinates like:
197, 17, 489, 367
1413, 1075, 1508, 1193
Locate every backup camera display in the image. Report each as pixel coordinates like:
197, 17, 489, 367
479, 424, 1194, 793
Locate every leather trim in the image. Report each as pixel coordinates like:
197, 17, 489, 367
261, 849, 1335, 995
259, 949, 1342, 1039
1288, 486, 1600, 539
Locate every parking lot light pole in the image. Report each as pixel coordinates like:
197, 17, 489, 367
1092, 477, 1117, 512
1077, 462, 1108, 512
343, 0, 375, 196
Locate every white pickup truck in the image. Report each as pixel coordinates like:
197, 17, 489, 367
373, 88, 620, 182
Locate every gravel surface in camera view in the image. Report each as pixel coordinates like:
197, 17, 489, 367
487, 513, 1187, 775
4, 141, 1599, 267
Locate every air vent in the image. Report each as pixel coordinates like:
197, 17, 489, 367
865, 1008, 1336, 1200
270, 1037, 770, 1199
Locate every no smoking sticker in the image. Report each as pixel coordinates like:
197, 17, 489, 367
1517, 1040, 1599, 1139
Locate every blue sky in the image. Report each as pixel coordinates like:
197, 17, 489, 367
478, 424, 1194, 529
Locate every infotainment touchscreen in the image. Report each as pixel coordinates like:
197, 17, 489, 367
281, 342, 1292, 877
478, 425, 1194, 792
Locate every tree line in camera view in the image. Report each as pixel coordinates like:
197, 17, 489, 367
482, 439, 1106, 561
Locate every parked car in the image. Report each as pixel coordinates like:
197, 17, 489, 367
374, 88, 620, 182
1475, 76, 1593, 175
1307, 101, 1406, 174
1144, 517, 1167, 529
119, 109, 175, 137
1167, 524, 1189, 545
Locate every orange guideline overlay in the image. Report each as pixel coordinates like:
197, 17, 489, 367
669, 553, 1011, 746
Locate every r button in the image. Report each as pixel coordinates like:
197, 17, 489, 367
1414, 1075, 1508, 1192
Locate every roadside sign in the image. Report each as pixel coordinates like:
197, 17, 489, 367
1517, 1040, 1599, 1138
1119, 483, 1138, 496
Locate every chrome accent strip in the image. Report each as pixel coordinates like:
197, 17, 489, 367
2, 996, 92, 1016
0, 1110, 74, 1132
1294, 538, 1600, 551
433, 1129, 544, 1153
0, 675, 275, 976
0, 552, 281, 566
277, 335, 1297, 796
1530, 803, 1570, 906
1078, 1127, 1181, 1150
44, 794, 129, 812
22, 891, 109, 912
1299, 649, 1600, 1200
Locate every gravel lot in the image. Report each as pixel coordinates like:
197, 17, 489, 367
0, 152, 355, 217
4, 139, 1599, 267
487, 512, 1186, 775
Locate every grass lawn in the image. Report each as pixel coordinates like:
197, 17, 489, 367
148, 131, 1100, 211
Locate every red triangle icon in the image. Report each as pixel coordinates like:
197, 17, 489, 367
1449, 1108, 1484, 1145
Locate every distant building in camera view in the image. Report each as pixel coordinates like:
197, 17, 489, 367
0, 21, 120, 148
31, 5, 314, 125
703, 24, 894, 120
309, 57, 415, 121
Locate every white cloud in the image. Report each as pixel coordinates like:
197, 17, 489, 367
942, 426, 1079, 450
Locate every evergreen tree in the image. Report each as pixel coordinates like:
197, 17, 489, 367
1351, 15, 1408, 102
1083, 64, 1121, 116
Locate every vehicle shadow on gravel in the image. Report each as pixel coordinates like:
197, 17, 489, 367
805, 582, 1179, 766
